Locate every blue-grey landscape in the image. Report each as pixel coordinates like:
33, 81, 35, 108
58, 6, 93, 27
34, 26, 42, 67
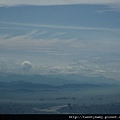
0, 0, 120, 114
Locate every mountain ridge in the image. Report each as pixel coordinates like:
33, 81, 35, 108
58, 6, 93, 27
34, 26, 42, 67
0, 72, 119, 86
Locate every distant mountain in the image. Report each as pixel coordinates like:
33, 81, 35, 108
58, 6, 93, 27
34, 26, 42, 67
60, 83, 102, 89
0, 80, 105, 92
53, 74, 120, 85
0, 72, 119, 86
0, 73, 79, 85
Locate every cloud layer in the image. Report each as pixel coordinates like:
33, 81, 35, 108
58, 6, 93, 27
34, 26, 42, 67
0, 0, 120, 6
1, 57, 120, 80
0, 3, 120, 81
0, 22, 118, 31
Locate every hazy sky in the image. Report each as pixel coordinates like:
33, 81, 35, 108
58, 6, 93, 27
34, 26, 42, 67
0, 0, 120, 79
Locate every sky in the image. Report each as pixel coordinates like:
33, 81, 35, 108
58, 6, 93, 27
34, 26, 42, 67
0, 0, 120, 80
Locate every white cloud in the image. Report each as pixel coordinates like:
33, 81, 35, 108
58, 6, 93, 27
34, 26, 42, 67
0, 59, 33, 74
0, 27, 120, 56
96, 2, 120, 14
38, 31, 47, 35
21, 61, 32, 70
0, 57, 120, 80
109, 1, 120, 9
96, 9, 115, 14
70, 56, 120, 79
0, 21, 118, 31
0, 27, 29, 30
0, 30, 76, 50
0, 0, 119, 7
51, 32, 66, 37
0, 59, 21, 73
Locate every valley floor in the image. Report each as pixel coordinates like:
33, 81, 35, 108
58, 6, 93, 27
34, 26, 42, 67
0, 86, 120, 114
